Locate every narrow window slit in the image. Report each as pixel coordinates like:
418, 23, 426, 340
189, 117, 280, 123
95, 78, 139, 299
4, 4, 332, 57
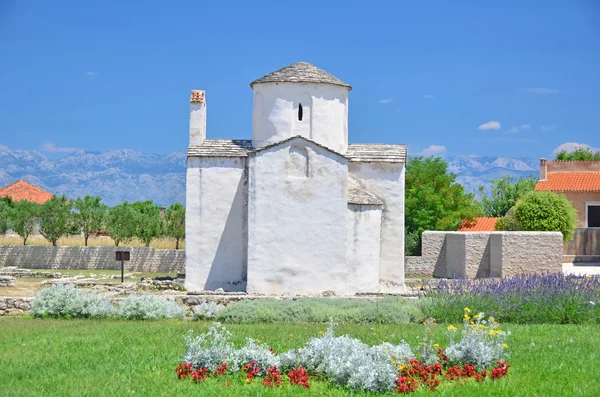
298, 103, 303, 121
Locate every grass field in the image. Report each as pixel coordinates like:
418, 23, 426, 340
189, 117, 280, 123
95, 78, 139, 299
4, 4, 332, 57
0, 235, 184, 249
0, 318, 598, 396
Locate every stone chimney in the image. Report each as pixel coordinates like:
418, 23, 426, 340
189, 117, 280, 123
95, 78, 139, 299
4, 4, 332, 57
540, 158, 548, 181
189, 90, 206, 146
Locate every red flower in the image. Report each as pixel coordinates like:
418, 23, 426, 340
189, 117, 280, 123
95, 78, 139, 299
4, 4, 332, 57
190, 368, 209, 383
262, 365, 283, 388
288, 367, 310, 389
395, 376, 418, 394
214, 363, 228, 376
175, 362, 193, 379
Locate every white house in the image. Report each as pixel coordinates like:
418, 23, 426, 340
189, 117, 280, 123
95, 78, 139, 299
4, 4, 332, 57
185, 62, 406, 295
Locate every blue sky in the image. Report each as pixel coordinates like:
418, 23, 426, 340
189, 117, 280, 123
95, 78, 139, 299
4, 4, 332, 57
0, 0, 598, 159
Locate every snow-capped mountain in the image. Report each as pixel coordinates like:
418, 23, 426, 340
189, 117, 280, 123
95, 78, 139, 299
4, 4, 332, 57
0, 146, 539, 206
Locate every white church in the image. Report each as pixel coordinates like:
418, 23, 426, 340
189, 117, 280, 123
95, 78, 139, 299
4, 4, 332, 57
185, 62, 406, 295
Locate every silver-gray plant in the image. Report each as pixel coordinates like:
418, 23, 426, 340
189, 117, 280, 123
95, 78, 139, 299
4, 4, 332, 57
116, 294, 185, 320
183, 322, 235, 370
30, 284, 114, 318
445, 313, 510, 369
192, 301, 224, 320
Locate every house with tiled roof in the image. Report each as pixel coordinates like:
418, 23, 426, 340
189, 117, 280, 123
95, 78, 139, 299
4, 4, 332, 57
0, 180, 54, 204
535, 159, 600, 228
457, 217, 500, 232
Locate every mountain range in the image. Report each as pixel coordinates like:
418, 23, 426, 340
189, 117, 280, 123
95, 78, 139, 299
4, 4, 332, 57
0, 146, 539, 206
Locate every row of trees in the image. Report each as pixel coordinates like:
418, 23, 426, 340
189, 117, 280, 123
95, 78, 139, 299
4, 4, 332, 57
0, 196, 185, 248
405, 151, 581, 255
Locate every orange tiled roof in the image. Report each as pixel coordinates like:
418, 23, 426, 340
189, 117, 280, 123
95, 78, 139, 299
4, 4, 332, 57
535, 172, 600, 192
0, 180, 54, 204
458, 217, 500, 232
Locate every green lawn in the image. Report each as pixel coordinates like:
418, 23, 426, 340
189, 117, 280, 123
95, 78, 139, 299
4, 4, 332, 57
0, 318, 598, 396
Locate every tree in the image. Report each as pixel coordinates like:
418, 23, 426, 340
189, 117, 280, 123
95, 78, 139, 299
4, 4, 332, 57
131, 201, 163, 247
164, 202, 185, 249
405, 156, 482, 255
105, 202, 137, 246
555, 147, 600, 160
39, 195, 75, 246
512, 191, 578, 241
8, 200, 39, 245
0, 197, 12, 234
73, 195, 107, 246
479, 175, 537, 217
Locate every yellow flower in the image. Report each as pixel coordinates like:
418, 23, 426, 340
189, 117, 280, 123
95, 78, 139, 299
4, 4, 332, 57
447, 325, 457, 332
470, 321, 475, 325
433, 344, 439, 348
473, 314, 479, 319
502, 344, 508, 349
464, 307, 471, 313
319, 330, 325, 336
464, 314, 471, 321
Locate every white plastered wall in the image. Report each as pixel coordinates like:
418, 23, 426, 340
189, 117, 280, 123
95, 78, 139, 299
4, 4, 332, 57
346, 204, 382, 294
252, 82, 349, 153
349, 162, 405, 292
185, 157, 247, 292
247, 138, 348, 295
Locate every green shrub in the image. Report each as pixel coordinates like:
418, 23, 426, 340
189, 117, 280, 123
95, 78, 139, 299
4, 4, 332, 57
213, 298, 424, 324
495, 207, 520, 231
513, 191, 578, 241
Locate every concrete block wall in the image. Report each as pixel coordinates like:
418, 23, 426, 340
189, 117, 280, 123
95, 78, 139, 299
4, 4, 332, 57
415, 231, 563, 278
0, 246, 185, 273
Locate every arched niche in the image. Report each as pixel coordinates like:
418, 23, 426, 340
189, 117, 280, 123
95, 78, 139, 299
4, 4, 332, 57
286, 145, 309, 178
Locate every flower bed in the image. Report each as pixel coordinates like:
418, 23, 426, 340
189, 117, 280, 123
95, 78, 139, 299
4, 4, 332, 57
422, 273, 600, 324
176, 309, 511, 393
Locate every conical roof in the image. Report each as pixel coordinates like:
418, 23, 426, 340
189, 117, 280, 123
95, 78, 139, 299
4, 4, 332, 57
250, 62, 351, 89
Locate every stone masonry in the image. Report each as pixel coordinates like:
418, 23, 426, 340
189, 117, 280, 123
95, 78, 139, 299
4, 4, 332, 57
0, 246, 185, 272
0, 276, 16, 287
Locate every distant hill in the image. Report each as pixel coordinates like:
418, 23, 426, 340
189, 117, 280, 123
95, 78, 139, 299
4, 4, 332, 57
0, 146, 538, 206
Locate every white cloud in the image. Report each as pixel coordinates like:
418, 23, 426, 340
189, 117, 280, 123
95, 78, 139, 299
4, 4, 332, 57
541, 124, 558, 131
40, 142, 80, 153
86, 72, 98, 77
552, 142, 597, 155
424, 95, 434, 99
478, 120, 501, 131
379, 98, 393, 104
505, 124, 531, 134
524, 88, 560, 94
419, 145, 447, 156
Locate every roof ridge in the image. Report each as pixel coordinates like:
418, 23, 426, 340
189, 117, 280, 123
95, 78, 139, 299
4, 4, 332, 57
249, 135, 347, 158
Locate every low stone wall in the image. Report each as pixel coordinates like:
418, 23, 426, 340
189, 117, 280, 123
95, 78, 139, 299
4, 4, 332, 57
0, 276, 16, 287
0, 297, 33, 315
412, 231, 563, 278
0, 246, 185, 273
405, 256, 435, 278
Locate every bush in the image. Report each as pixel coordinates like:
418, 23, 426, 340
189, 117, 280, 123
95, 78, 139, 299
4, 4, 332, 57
213, 297, 424, 324
495, 207, 520, 231
117, 294, 185, 320
192, 301, 224, 320
30, 285, 114, 318
183, 322, 235, 370
421, 273, 600, 324
444, 311, 510, 369
513, 191, 578, 241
